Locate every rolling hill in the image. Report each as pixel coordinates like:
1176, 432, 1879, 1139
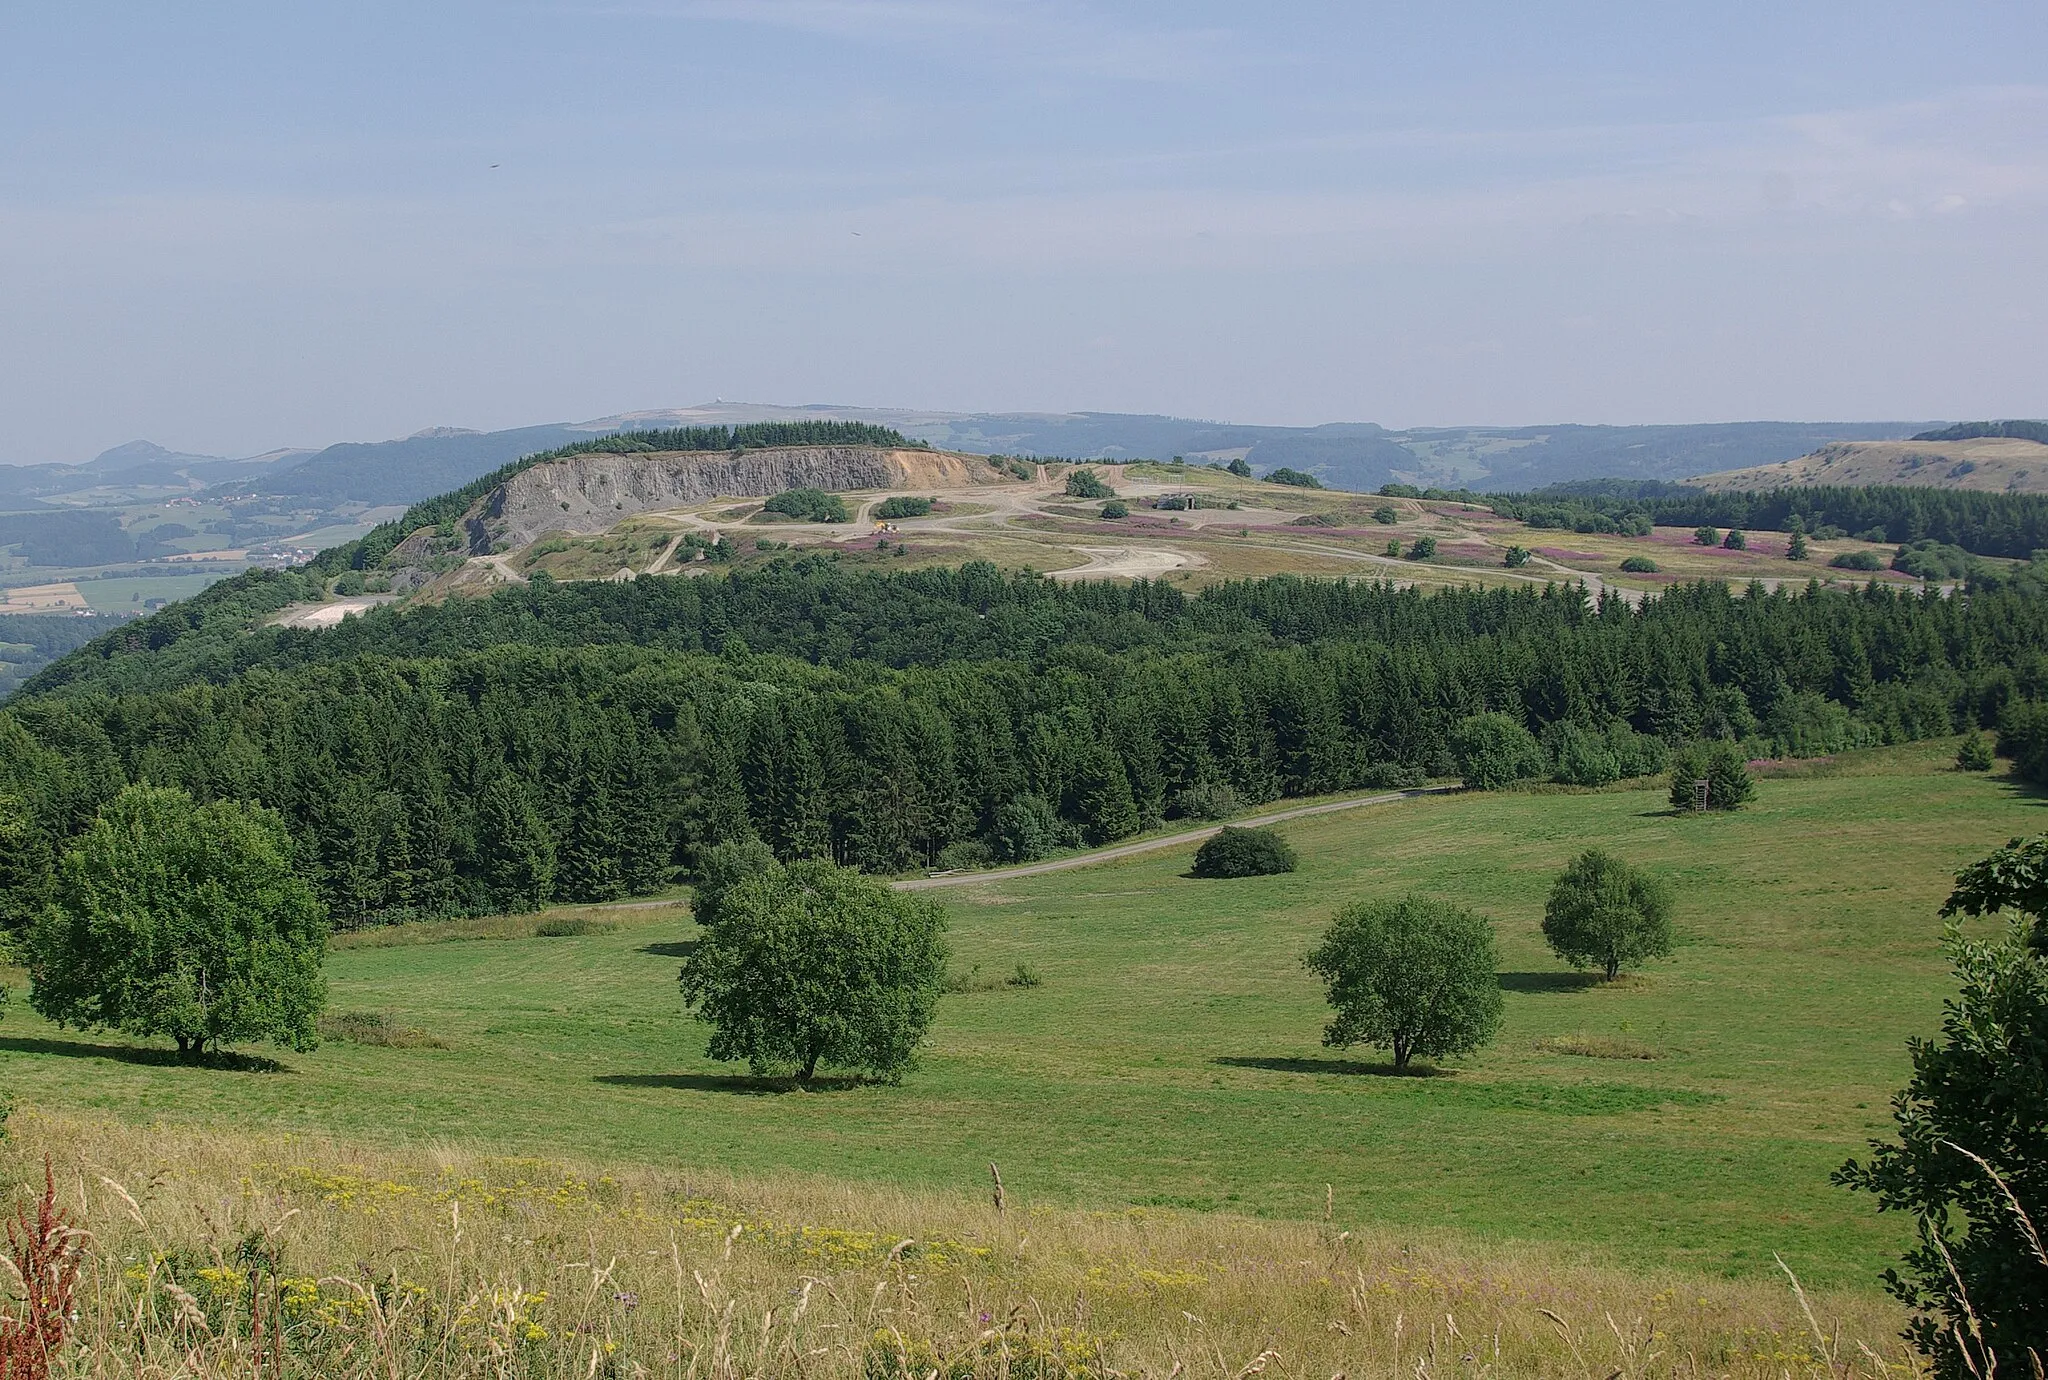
1691, 436, 2048, 493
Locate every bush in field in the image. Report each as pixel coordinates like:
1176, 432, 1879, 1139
1667, 741, 1755, 811
1721, 529, 1747, 550
1504, 545, 1531, 567
1542, 849, 1674, 980
1190, 826, 1296, 878
1372, 505, 1399, 524
1956, 731, 1994, 772
1407, 536, 1437, 560
1619, 555, 1658, 573
1452, 712, 1548, 789
1064, 468, 1115, 499
990, 795, 1062, 862
1836, 845, 2047, 1378
1694, 526, 1719, 546
678, 859, 947, 1083
763, 488, 850, 522
1100, 500, 1129, 519
29, 785, 327, 1057
1831, 549, 1885, 572
1787, 530, 1809, 561
873, 496, 933, 520
1305, 896, 1503, 1071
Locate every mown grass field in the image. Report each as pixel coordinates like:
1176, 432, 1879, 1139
3, 740, 2036, 1293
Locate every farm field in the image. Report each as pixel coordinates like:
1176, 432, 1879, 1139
1, 739, 2031, 1293
76, 571, 233, 610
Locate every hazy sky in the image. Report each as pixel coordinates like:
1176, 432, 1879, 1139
3, 2, 2045, 463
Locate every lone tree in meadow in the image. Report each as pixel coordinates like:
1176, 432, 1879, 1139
1542, 849, 1674, 980
1305, 895, 1503, 1071
1835, 839, 2047, 1379
1667, 740, 1755, 812
678, 859, 947, 1083
1191, 826, 1297, 878
29, 785, 328, 1058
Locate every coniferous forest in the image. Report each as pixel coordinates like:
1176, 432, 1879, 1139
5, 556, 2047, 928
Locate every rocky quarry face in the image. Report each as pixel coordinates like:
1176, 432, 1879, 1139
387, 446, 1004, 569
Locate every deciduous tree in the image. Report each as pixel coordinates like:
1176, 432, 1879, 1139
1305, 896, 1502, 1070
1542, 849, 1674, 980
29, 785, 326, 1057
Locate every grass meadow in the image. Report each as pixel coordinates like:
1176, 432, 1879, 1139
1, 738, 2037, 1338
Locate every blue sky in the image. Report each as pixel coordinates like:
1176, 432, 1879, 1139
2, 2, 2044, 462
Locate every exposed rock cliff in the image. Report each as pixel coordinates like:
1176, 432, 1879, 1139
389, 446, 1006, 565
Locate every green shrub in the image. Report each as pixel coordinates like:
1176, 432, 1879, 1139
1064, 468, 1115, 499
1406, 536, 1437, 560
1190, 826, 1297, 878
1266, 467, 1323, 489
1667, 740, 1755, 811
1100, 500, 1129, 519
874, 496, 933, 520
763, 488, 850, 522
1451, 712, 1548, 790
1619, 555, 1659, 573
1372, 505, 1398, 524
1005, 962, 1044, 989
1503, 545, 1531, 568
990, 795, 1061, 863
1694, 526, 1719, 546
1721, 528, 1747, 550
1956, 731, 1995, 772
1830, 549, 1885, 571
1168, 782, 1241, 821
1787, 530, 1809, 560
1892, 539, 1972, 581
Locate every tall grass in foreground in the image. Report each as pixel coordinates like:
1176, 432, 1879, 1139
0, 1107, 1915, 1379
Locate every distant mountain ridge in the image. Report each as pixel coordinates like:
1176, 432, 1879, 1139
8, 405, 1944, 509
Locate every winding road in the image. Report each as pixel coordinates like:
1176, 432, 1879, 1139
895, 784, 1456, 890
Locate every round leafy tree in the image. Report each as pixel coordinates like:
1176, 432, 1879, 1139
678, 859, 947, 1083
1542, 848, 1674, 980
1191, 826, 1297, 878
29, 785, 328, 1058
1619, 555, 1658, 573
1063, 468, 1115, 499
1452, 712, 1548, 790
990, 795, 1062, 863
1667, 740, 1755, 811
1304, 895, 1503, 1071
1836, 880, 2045, 1378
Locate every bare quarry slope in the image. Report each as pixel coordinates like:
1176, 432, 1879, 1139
392, 445, 1010, 564
1690, 436, 2048, 493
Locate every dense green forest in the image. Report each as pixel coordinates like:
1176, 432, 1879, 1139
8, 558, 2048, 927
1480, 483, 2048, 558
0, 613, 133, 697
312, 422, 915, 575
0, 511, 181, 567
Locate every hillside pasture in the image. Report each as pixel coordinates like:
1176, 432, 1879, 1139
0, 740, 2034, 1294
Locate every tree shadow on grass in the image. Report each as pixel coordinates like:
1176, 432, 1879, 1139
1211, 1055, 1450, 1079
637, 940, 698, 959
1992, 772, 2047, 807
0, 1034, 286, 1073
1497, 971, 1602, 994
594, 1071, 863, 1096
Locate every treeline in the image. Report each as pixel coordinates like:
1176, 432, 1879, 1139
1485, 484, 2048, 558
1913, 420, 2048, 444
312, 422, 916, 576
7, 565, 2047, 926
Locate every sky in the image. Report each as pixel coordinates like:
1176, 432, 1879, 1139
2, 2, 2045, 464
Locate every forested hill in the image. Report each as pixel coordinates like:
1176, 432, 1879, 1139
6, 555, 2048, 928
